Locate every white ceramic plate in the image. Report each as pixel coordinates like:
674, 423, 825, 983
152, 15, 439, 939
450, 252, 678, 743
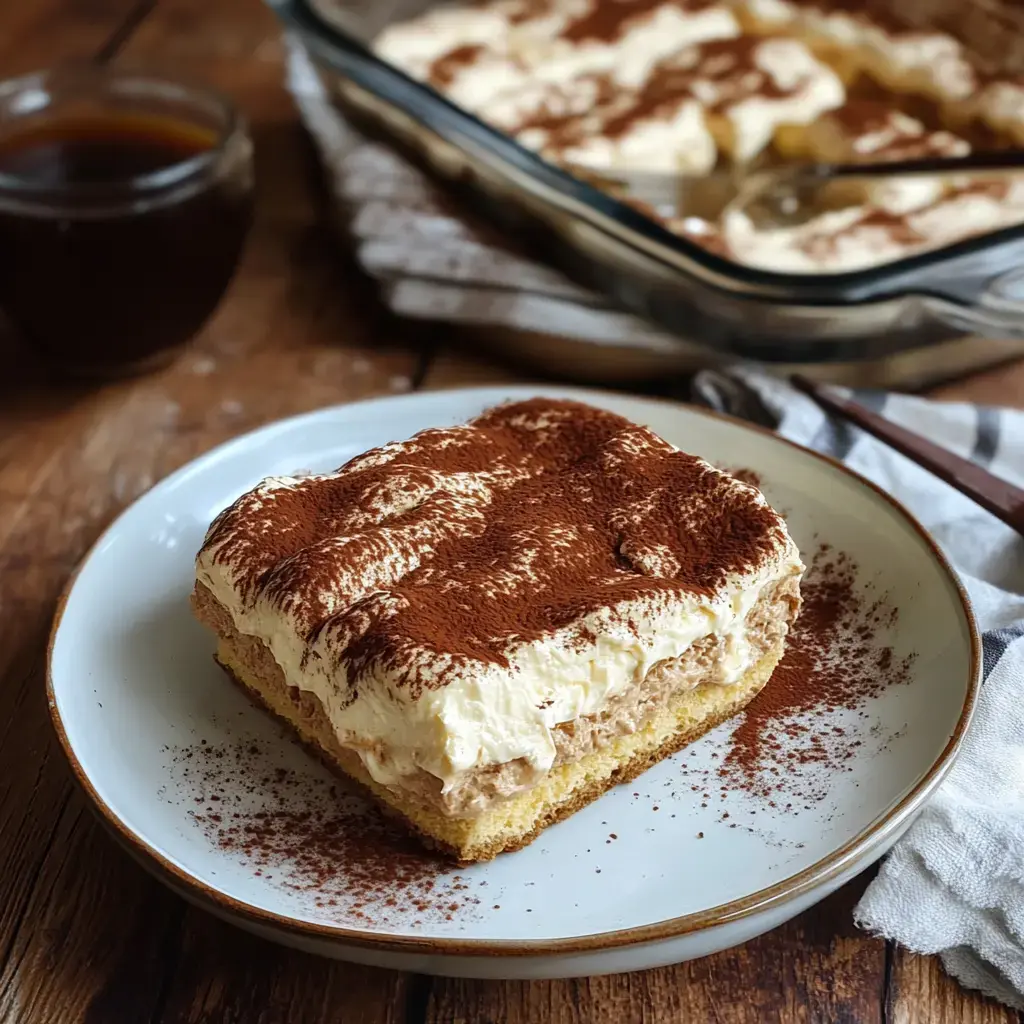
48, 386, 979, 979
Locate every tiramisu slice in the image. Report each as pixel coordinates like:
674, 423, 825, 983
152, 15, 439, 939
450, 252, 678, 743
193, 399, 803, 862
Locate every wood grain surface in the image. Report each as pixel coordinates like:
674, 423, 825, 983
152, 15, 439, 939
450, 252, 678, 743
0, 2, 1021, 1022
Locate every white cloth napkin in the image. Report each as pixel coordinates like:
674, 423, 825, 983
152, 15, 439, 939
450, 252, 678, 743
286, 42, 1024, 1006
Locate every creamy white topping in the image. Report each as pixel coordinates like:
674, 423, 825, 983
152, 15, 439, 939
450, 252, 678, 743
703, 37, 844, 162
860, 30, 975, 102
374, 0, 741, 112
782, 106, 969, 164
722, 178, 1024, 272
974, 81, 1024, 145
737, 0, 799, 30
554, 97, 717, 175
738, 0, 976, 101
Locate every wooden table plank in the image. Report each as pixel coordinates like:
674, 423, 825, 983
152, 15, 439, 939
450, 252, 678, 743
0, 12, 167, 1022
426, 884, 885, 1024
151, 917, 412, 1024
887, 954, 1021, 1024
930, 362, 1024, 407
417, 345, 538, 390
0, 0, 140, 75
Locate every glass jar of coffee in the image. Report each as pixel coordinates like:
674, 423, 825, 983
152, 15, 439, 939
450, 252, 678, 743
0, 65, 254, 377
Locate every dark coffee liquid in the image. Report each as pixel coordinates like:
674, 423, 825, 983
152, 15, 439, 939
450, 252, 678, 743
0, 115, 252, 375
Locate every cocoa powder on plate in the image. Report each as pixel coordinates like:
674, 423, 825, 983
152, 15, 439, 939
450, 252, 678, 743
715, 542, 914, 804
170, 739, 482, 926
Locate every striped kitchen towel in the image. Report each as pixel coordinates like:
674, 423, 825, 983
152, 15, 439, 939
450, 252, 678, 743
691, 366, 1024, 1009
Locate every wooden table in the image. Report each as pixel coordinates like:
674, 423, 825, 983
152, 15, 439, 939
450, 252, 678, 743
2, 3, 1022, 1021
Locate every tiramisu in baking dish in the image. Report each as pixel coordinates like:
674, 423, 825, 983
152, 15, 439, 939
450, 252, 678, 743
370, 0, 1024, 273
192, 399, 803, 861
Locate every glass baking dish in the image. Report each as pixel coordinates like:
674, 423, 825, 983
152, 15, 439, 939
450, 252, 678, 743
268, 0, 1024, 374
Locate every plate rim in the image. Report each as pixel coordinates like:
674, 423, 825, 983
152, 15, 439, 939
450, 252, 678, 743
47, 384, 982, 958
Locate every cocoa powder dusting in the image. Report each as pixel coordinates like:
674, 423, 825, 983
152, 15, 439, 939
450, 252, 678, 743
711, 543, 914, 805
561, 0, 715, 44
428, 44, 484, 88
721, 466, 761, 489
166, 738, 483, 926
202, 399, 787, 700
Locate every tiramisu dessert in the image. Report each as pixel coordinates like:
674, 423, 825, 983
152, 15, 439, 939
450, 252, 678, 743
192, 399, 803, 861
367, 0, 1024, 273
